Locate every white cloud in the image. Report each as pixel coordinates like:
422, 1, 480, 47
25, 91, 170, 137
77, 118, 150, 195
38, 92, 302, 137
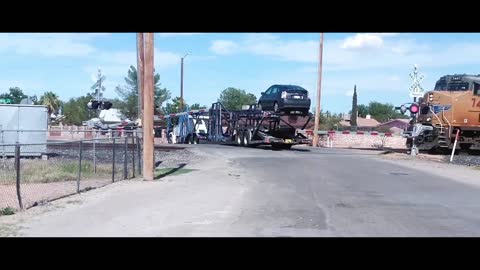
244, 34, 318, 62
210, 40, 239, 55
341, 33, 385, 50
0, 33, 99, 57
154, 48, 181, 69
86, 48, 181, 76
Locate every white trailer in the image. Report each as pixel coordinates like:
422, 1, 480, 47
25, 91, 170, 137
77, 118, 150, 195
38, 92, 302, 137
0, 104, 48, 156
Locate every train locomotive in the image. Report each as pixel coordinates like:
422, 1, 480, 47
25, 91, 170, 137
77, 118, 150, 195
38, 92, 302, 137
406, 74, 480, 152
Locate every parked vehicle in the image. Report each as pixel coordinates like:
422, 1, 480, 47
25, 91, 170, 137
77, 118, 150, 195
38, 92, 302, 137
258, 84, 311, 115
167, 115, 208, 144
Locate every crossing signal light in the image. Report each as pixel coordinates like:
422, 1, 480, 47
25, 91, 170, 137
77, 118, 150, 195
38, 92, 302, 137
102, 101, 112, 110
87, 100, 99, 110
87, 100, 113, 110
400, 104, 408, 114
409, 103, 419, 114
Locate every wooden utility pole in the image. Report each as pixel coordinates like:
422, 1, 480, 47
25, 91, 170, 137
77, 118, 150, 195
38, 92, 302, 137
312, 33, 324, 147
142, 33, 155, 181
137, 33, 145, 125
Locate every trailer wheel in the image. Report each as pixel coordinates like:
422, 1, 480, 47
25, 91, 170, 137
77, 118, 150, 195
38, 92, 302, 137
273, 102, 280, 113
244, 129, 253, 147
236, 131, 244, 146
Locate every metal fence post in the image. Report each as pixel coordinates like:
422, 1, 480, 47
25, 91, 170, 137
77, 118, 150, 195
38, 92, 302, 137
124, 136, 128, 180
112, 138, 116, 183
93, 131, 97, 174
77, 140, 83, 193
132, 135, 136, 178
15, 143, 23, 210
136, 131, 141, 175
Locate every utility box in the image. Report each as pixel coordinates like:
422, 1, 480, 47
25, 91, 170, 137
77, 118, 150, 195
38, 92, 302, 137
0, 104, 48, 157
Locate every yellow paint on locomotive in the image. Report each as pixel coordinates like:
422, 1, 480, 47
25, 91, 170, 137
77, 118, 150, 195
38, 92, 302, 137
418, 90, 480, 130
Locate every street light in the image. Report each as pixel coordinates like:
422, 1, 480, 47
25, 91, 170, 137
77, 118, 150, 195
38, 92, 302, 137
180, 53, 190, 111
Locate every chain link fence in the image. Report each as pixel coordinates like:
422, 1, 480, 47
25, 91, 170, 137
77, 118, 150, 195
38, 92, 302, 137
0, 131, 143, 211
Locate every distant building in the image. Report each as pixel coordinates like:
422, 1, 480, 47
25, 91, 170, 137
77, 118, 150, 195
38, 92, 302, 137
375, 118, 410, 134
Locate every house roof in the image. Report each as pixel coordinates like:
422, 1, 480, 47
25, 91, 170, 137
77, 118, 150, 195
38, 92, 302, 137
339, 117, 380, 127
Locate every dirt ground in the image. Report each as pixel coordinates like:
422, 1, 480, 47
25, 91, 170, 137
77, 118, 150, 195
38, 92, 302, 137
378, 152, 480, 189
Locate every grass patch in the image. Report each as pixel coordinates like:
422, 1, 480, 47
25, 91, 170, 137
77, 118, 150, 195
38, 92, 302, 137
0, 160, 117, 184
0, 207, 15, 216
155, 167, 195, 179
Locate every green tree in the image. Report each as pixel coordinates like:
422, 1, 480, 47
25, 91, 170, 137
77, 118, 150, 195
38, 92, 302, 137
115, 65, 171, 119
317, 110, 343, 130
62, 94, 97, 125
218, 87, 257, 110
162, 97, 185, 126
190, 103, 207, 110
162, 97, 183, 115
39, 91, 61, 115
351, 85, 358, 128
357, 104, 369, 118
367, 101, 398, 122
0, 87, 28, 104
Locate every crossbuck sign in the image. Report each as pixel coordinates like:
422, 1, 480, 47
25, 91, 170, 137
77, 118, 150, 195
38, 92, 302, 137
409, 64, 425, 98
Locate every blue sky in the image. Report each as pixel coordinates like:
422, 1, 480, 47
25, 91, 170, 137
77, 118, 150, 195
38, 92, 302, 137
2, 32, 480, 113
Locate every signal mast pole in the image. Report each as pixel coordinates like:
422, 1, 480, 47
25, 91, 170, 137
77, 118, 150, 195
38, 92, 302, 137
409, 64, 425, 156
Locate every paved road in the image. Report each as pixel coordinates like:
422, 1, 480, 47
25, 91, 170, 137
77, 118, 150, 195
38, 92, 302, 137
7, 144, 480, 237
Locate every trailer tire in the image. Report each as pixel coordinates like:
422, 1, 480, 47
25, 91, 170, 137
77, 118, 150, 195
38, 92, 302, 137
236, 131, 244, 146
273, 102, 280, 113
188, 134, 198, 144
244, 129, 253, 147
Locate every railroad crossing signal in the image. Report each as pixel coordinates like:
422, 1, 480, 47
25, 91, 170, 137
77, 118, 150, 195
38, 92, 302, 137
87, 100, 112, 110
409, 103, 419, 114
396, 102, 419, 115
409, 64, 425, 98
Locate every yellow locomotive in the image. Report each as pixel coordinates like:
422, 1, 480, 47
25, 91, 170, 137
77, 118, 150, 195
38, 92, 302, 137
408, 74, 480, 151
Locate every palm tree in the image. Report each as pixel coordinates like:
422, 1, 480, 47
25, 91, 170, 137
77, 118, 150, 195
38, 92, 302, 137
39, 91, 61, 116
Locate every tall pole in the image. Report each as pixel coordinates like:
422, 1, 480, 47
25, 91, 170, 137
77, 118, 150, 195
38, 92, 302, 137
312, 33, 324, 147
137, 33, 145, 126
180, 57, 184, 111
143, 33, 154, 181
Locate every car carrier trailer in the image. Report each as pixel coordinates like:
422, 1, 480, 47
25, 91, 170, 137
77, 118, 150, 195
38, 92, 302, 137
161, 102, 312, 149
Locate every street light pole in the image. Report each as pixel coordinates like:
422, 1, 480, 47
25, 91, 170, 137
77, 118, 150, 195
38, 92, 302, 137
312, 33, 324, 147
180, 53, 190, 111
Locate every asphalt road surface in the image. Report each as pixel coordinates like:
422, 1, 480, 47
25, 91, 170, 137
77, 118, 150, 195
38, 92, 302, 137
5, 144, 480, 237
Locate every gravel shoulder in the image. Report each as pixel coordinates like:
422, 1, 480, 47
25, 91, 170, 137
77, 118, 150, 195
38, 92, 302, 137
377, 152, 480, 189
